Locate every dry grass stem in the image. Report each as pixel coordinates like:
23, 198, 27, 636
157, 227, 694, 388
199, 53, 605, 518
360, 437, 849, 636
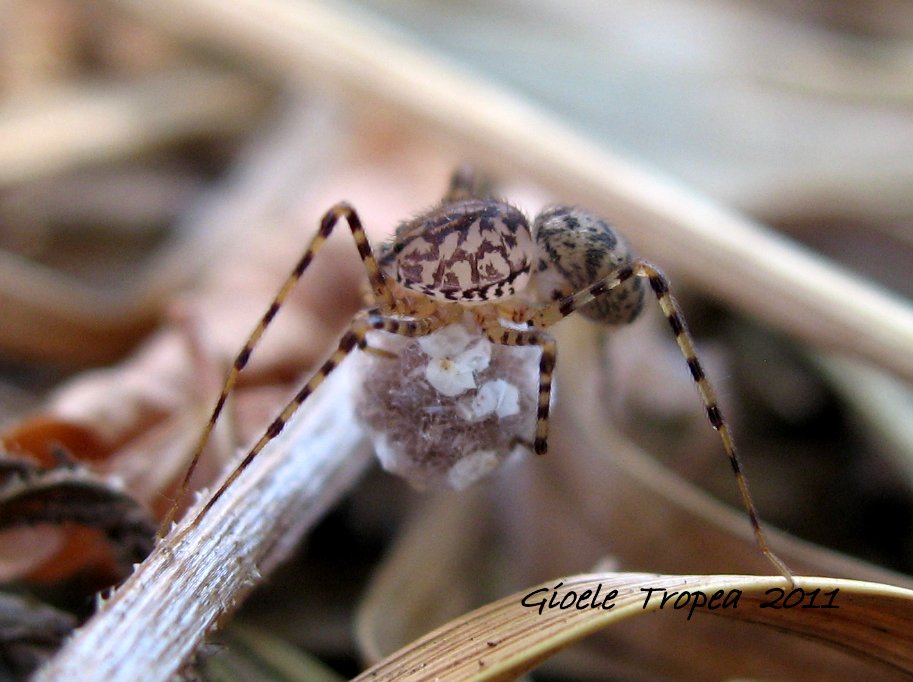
34, 359, 373, 682
0, 65, 265, 186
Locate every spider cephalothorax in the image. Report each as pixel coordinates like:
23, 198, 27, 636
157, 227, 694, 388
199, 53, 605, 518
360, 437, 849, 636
162, 166, 793, 582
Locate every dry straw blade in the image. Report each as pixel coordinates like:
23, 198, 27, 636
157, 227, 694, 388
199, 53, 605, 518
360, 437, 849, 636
355, 573, 913, 681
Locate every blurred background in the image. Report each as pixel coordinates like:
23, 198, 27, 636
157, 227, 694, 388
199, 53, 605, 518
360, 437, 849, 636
1, 0, 913, 679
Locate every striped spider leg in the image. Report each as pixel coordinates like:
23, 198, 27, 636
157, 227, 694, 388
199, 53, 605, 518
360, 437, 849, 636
465, 315, 556, 457
158, 203, 445, 538
526, 206, 793, 582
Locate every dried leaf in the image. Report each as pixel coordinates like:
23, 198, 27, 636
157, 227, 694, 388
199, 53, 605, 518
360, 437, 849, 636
0, 451, 155, 570
0, 591, 76, 680
355, 573, 913, 681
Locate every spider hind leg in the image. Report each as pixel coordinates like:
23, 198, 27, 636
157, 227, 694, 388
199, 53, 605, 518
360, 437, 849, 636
159, 202, 395, 538
183, 310, 443, 534
529, 253, 794, 582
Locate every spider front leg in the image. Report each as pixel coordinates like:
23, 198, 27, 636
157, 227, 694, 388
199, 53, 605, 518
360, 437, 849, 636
159, 202, 394, 537
531, 259, 794, 582
485, 325, 557, 455
180, 309, 443, 534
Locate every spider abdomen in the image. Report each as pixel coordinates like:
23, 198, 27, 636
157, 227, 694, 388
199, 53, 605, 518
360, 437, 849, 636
533, 205, 645, 325
391, 199, 534, 302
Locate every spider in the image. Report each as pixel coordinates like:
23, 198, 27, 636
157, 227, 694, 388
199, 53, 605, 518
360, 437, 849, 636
160, 166, 792, 581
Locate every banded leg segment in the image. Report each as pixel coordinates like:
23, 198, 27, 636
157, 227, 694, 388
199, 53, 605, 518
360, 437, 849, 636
529, 259, 793, 581
640, 263, 793, 581
529, 262, 640, 328
159, 202, 392, 537
485, 325, 557, 455
186, 311, 443, 531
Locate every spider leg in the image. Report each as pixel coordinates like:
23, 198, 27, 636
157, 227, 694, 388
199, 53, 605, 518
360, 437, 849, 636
360, 345, 399, 360
159, 202, 393, 538
485, 325, 556, 456
529, 259, 794, 582
181, 309, 443, 535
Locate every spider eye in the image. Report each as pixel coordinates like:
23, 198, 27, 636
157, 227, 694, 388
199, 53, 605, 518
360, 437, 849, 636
393, 242, 405, 254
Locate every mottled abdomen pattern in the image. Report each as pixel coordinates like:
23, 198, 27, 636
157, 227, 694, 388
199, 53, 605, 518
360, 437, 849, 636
390, 199, 533, 302
533, 206, 645, 324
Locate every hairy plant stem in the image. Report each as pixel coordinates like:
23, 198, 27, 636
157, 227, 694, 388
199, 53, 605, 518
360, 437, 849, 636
35, 360, 372, 681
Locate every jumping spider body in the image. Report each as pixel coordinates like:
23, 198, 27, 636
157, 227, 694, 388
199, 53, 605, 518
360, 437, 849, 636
163, 167, 792, 580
